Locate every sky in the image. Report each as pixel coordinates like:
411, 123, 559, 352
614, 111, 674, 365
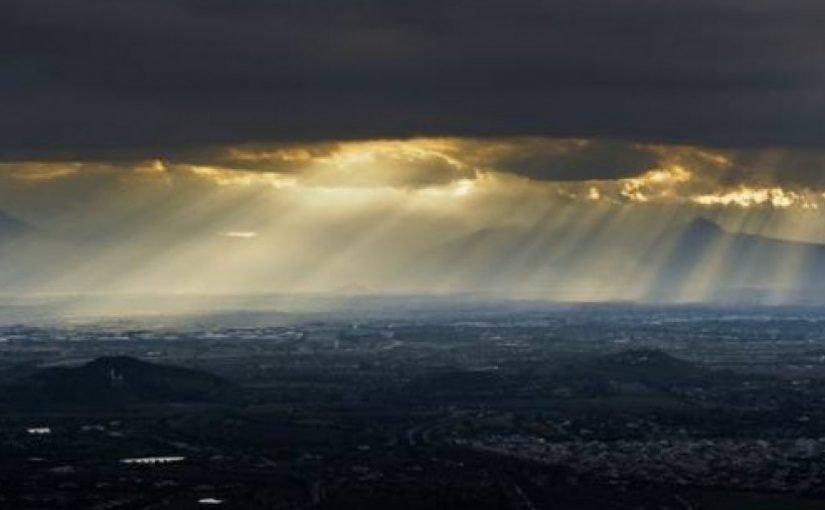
4, 0, 825, 304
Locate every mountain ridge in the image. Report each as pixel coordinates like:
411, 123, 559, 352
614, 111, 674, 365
0, 356, 234, 406
407, 217, 825, 301
0, 209, 31, 237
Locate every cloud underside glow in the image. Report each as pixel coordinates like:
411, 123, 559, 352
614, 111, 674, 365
5, 137, 825, 210
2, 136, 825, 304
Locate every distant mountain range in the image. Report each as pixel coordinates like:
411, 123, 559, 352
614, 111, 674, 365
0, 210, 31, 238
0, 208, 77, 291
645, 218, 825, 301
409, 217, 825, 302
402, 348, 758, 404
0, 207, 824, 303
0, 357, 233, 406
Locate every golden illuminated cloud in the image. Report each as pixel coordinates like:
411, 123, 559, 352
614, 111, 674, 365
691, 188, 817, 209
4, 137, 825, 215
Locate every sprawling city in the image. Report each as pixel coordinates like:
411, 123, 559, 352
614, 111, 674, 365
3, 300, 825, 508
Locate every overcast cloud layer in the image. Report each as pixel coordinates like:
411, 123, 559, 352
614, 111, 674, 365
4, 0, 825, 160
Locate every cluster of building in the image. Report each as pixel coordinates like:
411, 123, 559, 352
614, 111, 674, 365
466, 434, 825, 493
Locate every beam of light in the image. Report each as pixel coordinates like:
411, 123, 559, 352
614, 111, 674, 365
285, 177, 482, 294
551, 204, 665, 302
497, 199, 622, 300
668, 209, 760, 303
612, 205, 692, 302
495, 201, 582, 296
752, 210, 824, 304
41, 165, 297, 312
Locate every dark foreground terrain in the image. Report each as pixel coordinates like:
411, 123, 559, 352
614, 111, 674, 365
4, 303, 825, 509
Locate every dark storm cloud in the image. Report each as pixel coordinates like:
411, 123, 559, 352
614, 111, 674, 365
464, 139, 662, 181
4, 0, 825, 163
